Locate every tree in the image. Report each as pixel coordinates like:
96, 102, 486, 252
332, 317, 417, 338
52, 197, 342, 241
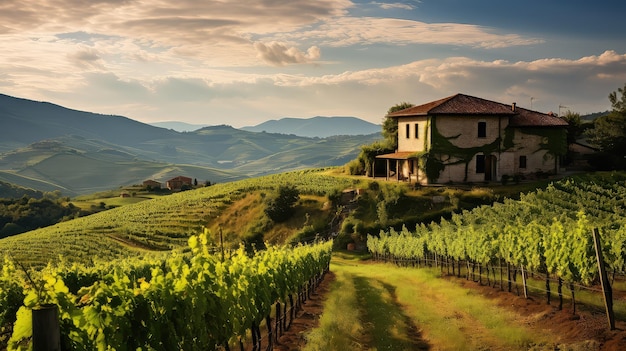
382, 102, 414, 150
264, 185, 300, 222
587, 84, 626, 156
562, 110, 582, 145
585, 84, 626, 170
347, 102, 414, 176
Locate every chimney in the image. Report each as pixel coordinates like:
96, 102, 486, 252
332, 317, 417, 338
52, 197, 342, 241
511, 102, 516, 111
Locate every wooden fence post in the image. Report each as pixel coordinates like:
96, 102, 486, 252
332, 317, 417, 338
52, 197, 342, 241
520, 265, 528, 299
592, 228, 615, 330
32, 304, 60, 351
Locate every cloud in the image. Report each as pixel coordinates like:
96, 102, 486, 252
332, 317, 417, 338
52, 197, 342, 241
68, 47, 105, 69
258, 50, 626, 115
4, 49, 625, 127
371, 2, 417, 10
0, 0, 352, 67
274, 17, 544, 49
254, 42, 321, 65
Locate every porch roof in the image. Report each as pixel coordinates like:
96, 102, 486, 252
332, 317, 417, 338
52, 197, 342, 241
375, 151, 418, 160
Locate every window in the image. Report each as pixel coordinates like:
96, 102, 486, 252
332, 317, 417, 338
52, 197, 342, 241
406, 123, 410, 139
478, 121, 486, 138
414, 123, 419, 139
519, 155, 527, 169
476, 155, 485, 173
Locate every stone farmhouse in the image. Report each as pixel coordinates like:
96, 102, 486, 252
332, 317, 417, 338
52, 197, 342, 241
166, 176, 193, 191
375, 94, 569, 184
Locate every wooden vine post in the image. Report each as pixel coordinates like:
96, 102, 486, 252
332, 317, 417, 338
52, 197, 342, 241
32, 304, 60, 351
592, 228, 615, 330
520, 265, 528, 299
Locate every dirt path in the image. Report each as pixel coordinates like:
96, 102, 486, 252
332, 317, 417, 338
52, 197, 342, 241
272, 272, 336, 351
274, 259, 626, 351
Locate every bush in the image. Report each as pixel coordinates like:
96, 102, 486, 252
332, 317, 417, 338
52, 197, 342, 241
341, 219, 355, 235
289, 225, 318, 244
345, 159, 364, 175
264, 185, 300, 222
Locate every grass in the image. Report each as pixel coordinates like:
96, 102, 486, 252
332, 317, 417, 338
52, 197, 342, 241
0, 170, 358, 267
304, 256, 551, 351
302, 269, 363, 351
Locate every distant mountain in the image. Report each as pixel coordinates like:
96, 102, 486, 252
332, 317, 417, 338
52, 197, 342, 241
150, 121, 210, 132
0, 94, 381, 195
240, 116, 381, 138
0, 94, 178, 151
581, 111, 609, 122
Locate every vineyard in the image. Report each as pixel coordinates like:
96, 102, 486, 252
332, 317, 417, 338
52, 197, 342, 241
1, 232, 333, 350
0, 169, 358, 268
368, 172, 626, 313
4, 168, 626, 349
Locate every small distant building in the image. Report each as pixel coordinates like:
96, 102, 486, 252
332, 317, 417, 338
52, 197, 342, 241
120, 192, 130, 198
166, 176, 193, 191
142, 180, 162, 189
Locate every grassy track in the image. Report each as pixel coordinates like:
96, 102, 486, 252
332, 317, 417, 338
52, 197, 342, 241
305, 255, 554, 351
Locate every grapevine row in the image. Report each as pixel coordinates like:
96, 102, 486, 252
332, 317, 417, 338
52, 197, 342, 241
4, 234, 333, 350
368, 173, 626, 289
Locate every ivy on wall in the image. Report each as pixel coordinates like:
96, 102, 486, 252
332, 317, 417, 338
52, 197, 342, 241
417, 116, 567, 183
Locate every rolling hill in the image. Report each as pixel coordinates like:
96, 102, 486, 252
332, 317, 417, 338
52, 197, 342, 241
0, 94, 382, 195
241, 116, 381, 138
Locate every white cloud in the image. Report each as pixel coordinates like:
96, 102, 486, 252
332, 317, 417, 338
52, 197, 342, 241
0, 0, 622, 127
67, 47, 105, 70
274, 17, 544, 49
27, 51, 623, 126
371, 2, 416, 10
254, 42, 321, 65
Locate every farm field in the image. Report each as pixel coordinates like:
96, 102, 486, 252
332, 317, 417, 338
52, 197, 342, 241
0, 168, 361, 267
295, 254, 626, 351
3, 169, 626, 349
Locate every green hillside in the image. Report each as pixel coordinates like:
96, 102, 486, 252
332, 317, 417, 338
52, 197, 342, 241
0, 180, 44, 199
0, 95, 382, 194
0, 99, 382, 194
0, 166, 532, 269
0, 169, 361, 267
0, 137, 242, 195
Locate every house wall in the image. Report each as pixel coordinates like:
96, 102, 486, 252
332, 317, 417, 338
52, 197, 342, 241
394, 115, 562, 185
430, 115, 507, 183
508, 129, 557, 175
397, 116, 430, 152
436, 115, 506, 148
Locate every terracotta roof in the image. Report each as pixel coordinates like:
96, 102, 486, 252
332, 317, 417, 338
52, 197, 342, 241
375, 151, 419, 159
387, 94, 516, 117
508, 107, 569, 127
387, 93, 568, 127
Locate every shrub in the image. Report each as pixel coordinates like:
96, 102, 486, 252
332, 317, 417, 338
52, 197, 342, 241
341, 219, 355, 235
264, 185, 300, 223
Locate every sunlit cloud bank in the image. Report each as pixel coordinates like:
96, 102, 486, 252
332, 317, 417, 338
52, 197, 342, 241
0, 0, 624, 126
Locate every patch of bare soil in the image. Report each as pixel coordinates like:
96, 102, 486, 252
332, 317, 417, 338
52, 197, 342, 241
272, 271, 335, 351
451, 277, 626, 351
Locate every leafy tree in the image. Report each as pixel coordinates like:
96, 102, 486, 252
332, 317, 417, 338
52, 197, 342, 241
0, 196, 82, 238
347, 102, 414, 175
587, 83, 626, 157
382, 102, 414, 150
264, 185, 300, 222
562, 110, 582, 145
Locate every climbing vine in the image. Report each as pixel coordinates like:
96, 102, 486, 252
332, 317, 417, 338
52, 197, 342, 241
419, 116, 566, 182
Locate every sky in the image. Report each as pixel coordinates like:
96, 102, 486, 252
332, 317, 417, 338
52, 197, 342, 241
1, 0, 625, 128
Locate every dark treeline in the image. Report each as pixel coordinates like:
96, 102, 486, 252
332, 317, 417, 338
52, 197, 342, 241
0, 196, 84, 239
